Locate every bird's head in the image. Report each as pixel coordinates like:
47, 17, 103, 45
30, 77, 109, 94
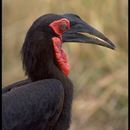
21, 13, 116, 80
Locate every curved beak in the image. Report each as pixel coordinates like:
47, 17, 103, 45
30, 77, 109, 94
62, 14, 116, 50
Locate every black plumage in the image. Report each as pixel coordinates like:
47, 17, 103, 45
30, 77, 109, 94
2, 13, 115, 130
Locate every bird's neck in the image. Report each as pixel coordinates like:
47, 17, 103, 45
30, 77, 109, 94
22, 32, 70, 81
27, 56, 67, 82
30, 38, 70, 81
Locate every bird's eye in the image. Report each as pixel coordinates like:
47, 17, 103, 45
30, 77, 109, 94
59, 23, 68, 31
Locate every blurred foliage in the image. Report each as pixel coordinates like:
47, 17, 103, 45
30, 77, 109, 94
2, 0, 128, 130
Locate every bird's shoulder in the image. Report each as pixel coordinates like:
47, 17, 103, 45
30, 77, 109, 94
2, 79, 64, 97
3, 79, 64, 101
19, 79, 64, 102
2, 79, 31, 94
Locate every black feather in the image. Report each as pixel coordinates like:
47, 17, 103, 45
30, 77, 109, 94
3, 14, 74, 130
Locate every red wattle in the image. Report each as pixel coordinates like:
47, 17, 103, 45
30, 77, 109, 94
52, 37, 70, 76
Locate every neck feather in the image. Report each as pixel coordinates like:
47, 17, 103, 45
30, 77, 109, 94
21, 31, 68, 81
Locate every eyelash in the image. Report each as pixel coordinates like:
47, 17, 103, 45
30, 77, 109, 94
59, 23, 68, 31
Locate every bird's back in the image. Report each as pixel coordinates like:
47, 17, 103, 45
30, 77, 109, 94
2, 79, 65, 130
2, 79, 31, 94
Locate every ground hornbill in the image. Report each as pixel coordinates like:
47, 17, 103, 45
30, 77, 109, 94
2, 13, 116, 130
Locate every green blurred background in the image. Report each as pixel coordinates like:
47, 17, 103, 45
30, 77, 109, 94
2, 0, 128, 130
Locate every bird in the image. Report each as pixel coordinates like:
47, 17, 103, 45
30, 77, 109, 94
2, 13, 116, 130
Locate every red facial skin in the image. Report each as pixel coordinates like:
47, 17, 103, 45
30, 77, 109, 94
49, 18, 70, 76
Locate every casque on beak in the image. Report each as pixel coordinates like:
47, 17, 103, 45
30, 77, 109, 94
62, 14, 116, 50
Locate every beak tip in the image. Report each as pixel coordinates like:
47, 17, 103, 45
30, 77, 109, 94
107, 40, 116, 50
111, 43, 116, 50
109, 45, 116, 50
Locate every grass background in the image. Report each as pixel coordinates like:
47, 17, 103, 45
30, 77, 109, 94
2, 0, 128, 130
